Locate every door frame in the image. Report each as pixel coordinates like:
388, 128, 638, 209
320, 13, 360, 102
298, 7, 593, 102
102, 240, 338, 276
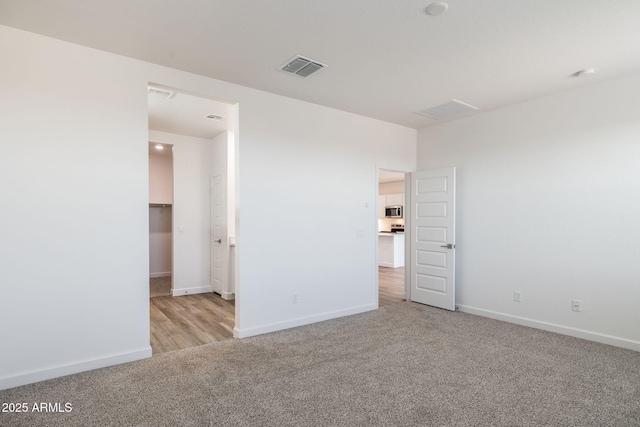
147, 82, 240, 341
404, 174, 412, 301
375, 167, 412, 307
211, 173, 227, 296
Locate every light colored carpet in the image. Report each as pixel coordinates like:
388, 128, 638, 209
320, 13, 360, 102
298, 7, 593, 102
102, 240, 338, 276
1, 303, 639, 426
149, 276, 171, 298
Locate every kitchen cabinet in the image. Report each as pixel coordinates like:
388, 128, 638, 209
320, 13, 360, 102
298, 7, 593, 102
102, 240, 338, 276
386, 193, 404, 206
378, 195, 387, 218
378, 233, 405, 268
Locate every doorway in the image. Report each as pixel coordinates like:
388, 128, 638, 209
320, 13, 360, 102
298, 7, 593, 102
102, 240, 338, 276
147, 83, 238, 354
377, 169, 409, 307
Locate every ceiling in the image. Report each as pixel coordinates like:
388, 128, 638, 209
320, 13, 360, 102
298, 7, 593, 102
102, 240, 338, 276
148, 86, 233, 139
2, 0, 640, 129
379, 171, 405, 184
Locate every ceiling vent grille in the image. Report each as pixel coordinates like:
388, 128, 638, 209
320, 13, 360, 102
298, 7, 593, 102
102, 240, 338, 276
148, 87, 174, 99
415, 99, 478, 120
280, 55, 326, 78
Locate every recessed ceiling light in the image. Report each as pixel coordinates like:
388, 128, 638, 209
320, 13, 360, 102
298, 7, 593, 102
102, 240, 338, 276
155, 144, 164, 150
575, 68, 596, 78
426, 2, 448, 16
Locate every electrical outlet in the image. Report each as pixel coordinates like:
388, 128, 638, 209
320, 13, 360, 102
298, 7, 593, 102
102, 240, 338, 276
572, 300, 581, 312
514, 291, 522, 302
292, 293, 299, 304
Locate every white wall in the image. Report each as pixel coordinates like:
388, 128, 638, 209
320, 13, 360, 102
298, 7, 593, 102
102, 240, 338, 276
149, 206, 172, 277
0, 26, 151, 389
149, 130, 212, 296
149, 150, 173, 204
236, 97, 416, 337
417, 73, 640, 351
0, 25, 416, 388
149, 150, 173, 277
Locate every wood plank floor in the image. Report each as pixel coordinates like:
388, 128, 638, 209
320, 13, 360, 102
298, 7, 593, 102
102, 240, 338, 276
379, 266, 405, 307
150, 267, 405, 354
150, 292, 235, 354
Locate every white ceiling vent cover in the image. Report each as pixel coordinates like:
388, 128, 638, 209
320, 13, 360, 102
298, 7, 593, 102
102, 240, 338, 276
148, 87, 174, 99
280, 56, 327, 78
415, 99, 478, 120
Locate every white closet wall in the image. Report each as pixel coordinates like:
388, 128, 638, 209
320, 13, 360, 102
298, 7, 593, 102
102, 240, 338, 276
149, 149, 173, 277
149, 206, 172, 277
149, 150, 173, 204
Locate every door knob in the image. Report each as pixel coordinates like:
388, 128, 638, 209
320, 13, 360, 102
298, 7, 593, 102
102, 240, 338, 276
214, 239, 222, 243
440, 243, 454, 249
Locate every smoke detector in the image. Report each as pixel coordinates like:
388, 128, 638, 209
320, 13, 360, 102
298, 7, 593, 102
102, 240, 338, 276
426, 2, 449, 16
279, 55, 327, 78
575, 68, 596, 78
415, 99, 478, 120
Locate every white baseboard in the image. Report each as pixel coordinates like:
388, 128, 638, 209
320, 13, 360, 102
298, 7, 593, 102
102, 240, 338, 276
149, 271, 171, 278
379, 263, 404, 268
221, 291, 235, 300
457, 304, 640, 352
233, 304, 377, 339
172, 286, 211, 296
0, 346, 152, 390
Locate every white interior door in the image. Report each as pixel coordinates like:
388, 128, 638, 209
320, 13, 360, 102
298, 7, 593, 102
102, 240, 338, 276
410, 167, 456, 310
211, 174, 227, 294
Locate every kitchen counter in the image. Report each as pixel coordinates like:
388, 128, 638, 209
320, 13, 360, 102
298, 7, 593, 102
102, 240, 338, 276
378, 233, 405, 268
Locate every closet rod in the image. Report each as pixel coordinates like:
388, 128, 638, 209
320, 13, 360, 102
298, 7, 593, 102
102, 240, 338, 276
149, 203, 172, 208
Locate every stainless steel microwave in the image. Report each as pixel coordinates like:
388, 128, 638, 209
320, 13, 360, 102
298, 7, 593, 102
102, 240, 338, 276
385, 205, 403, 218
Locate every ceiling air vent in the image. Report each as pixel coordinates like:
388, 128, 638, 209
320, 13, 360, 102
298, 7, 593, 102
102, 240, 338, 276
148, 87, 174, 99
280, 55, 327, 78
415, 99, 478, 120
